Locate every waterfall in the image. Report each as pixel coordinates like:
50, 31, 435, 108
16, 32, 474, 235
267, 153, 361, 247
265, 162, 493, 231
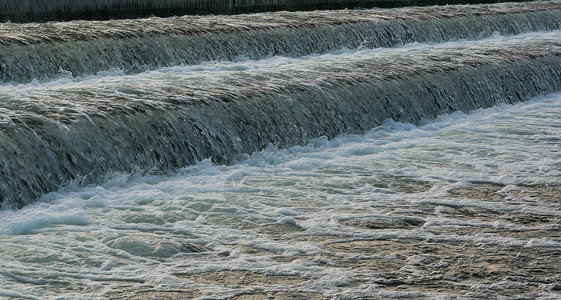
1, 2, 561, 84
1, 33, 561, 208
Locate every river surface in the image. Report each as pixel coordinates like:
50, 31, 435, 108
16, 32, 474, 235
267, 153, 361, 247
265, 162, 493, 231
1, 3, 561, 299
1, 83, 560, 299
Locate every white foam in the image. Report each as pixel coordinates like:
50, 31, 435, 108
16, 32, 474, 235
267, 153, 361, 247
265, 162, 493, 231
0, 65, 560, 299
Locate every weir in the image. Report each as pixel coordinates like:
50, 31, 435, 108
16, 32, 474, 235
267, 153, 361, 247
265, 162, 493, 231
1, 35, 561, 208
0, 0, 529, 23
1, 2, 561, 84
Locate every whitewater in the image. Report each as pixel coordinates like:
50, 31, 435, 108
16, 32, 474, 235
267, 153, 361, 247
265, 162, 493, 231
2, 29, 561, 208
1, 2, 561, 299
1, 38, 560, 299
1, 87, 560, 299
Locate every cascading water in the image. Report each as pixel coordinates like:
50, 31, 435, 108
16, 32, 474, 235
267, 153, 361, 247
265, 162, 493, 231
1, 2, 561, 83
1, 2, 561, 299
1, 32, 561, 208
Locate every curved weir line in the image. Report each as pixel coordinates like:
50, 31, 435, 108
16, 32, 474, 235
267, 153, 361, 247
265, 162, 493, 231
0, 0, 531, 23
1, 36, 561, 208
1, 2, 561, 84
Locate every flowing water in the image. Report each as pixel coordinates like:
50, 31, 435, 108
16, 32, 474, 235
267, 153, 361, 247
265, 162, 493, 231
1, 87, 560, 299
1, 2, 561, 299
2, 30, 561, 208
2, 1, 561, 83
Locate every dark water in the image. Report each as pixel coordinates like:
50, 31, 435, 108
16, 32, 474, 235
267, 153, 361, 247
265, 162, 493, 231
0, 0, 530, 22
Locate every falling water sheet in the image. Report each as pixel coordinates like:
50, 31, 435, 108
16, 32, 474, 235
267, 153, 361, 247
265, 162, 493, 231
1, 1, 561, 83
1, 30, 561, 208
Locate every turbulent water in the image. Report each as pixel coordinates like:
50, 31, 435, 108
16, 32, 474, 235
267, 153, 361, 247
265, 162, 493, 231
1, 1, 561, 299
3, 30, 561, 208
2, 1, 561, 83
1, 89, 560, 299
